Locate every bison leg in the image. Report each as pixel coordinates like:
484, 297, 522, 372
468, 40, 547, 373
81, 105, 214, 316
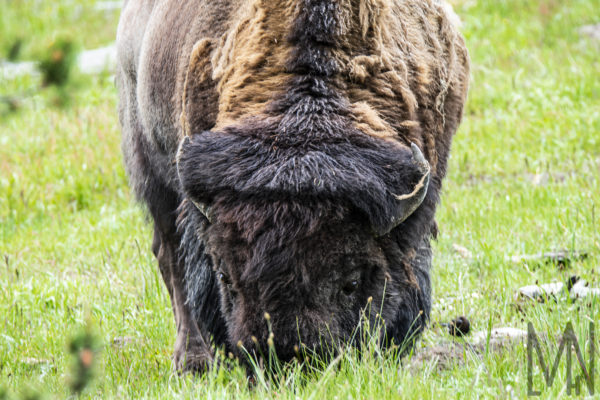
118, 104, 214, 371
152, 220, 214, 372
116, 41, 215, 370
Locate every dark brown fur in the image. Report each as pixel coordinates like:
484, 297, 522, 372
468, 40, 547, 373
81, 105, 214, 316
116, 0, 469, 372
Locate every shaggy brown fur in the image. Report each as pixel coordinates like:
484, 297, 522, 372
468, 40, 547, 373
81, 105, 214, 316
117, 0, 469, 372
177, 0, 468, 176
339, 0, 470, 176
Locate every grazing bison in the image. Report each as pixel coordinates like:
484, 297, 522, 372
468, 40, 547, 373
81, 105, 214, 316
116, 0, 469, 371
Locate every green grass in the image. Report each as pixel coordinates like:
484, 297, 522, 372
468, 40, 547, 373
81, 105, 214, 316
0, 0, 119, 60
1, 0, 599, 398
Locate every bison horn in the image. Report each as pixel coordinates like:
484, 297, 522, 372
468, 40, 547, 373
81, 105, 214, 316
177, 136, 214, 223
381, 143, 430, 235
410, 142, 428, 170
190, 199, 214, 223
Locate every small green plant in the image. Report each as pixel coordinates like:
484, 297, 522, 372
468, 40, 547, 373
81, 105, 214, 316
7, 38, 23, 61
68, 327, 99, 395
38, 38, 77, 87
0, 328, 99, 400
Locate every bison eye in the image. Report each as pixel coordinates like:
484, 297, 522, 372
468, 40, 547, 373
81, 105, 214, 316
342, 280, 359, 296
218, 271, 231, 285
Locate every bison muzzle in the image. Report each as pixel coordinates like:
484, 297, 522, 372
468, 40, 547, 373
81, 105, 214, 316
116, 0, 469, 372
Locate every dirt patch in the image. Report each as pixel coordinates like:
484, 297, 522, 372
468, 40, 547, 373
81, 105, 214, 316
580, 23, 600, 40
409, 326, 528, 371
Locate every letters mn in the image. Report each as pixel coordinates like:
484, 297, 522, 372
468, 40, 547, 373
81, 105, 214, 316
527, 322, 594, 396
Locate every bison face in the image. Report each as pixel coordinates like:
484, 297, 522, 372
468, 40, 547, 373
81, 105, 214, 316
177, 123, 431, 362
207, 211, 395, 362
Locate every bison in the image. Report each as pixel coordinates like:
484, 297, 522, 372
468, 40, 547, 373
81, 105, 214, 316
116, 0, 469, 371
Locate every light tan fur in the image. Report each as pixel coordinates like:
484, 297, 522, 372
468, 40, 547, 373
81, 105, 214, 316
178, 0, 469, 174
181, 39, 218, 136
210, 0, 297, 128
350, 101, 396, 139
337, 0, 469, 173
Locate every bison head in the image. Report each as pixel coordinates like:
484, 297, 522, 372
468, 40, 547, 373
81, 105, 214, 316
176, 120, 432, 362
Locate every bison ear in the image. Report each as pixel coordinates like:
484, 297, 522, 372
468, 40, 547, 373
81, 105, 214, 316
179, 39, 219, 136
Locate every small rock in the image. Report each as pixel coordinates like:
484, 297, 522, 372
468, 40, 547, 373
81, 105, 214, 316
516, 282, 564, 302
472, 327, 528, 345
0, 60, 38, 79
77, 45, 116, 74
517, 276, 600, 303
580, 23, 600, 41
94, 1, 122, 11
506, 250, 587, 267
22, 357, 51, 366
452, 244, 473, 260
530, 173, 549, 186
569, 279, 600, 300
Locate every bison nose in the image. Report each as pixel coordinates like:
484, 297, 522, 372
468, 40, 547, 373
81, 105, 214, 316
236, 333, 337, 367
237, 335, 299, 364
235, 311, 338, 364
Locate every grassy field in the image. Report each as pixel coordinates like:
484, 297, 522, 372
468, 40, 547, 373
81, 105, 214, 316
1, 0, 599, 398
